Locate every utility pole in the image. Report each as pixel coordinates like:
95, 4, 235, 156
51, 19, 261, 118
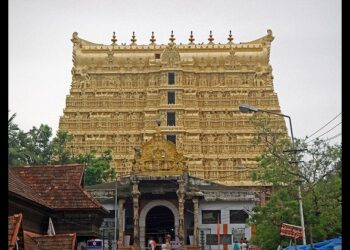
239, 103, 307, 245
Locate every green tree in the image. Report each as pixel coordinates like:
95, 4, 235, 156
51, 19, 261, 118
300, 140, 341, 242
50, 130, 73, 164
8, 112, 19, 139
248, 115, 341, 249
9, 112, 54, 165
8, 114, 116, 185
75, 149, 116, 186
8, 112, 27, 165
23, 125, 53, 164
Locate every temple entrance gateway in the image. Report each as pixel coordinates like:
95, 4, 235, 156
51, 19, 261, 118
140, 200, 179, 250
145, 206, 175, 247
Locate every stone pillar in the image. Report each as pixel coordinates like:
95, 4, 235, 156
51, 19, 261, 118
192, 198, 199, 245
118, 199, 126, 242
132, 181, 141, 246
177, 179, 186, 244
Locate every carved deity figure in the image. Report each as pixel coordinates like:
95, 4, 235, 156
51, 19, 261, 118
212, 75, 218, 86
210, 160, 219, 170
125, 76, 132, 87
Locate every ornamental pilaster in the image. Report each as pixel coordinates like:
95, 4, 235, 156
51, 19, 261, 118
132, 180, 141, 245
118, 199, 126, 242
192, 198, 199, 245
176, 179, 186, 244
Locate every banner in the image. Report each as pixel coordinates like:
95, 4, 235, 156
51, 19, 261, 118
280, 223, 303, 239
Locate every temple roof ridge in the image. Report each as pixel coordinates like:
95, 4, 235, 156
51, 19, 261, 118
71, 32, 104, 46
240, 29, 274, 45
72, 30, 274, 49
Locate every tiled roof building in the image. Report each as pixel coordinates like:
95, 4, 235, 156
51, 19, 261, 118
8, 164, 108, 247
8, 214, 24, 250
8, 213, 77, 250
9, 164, 102, 209
24, 231, 76, 250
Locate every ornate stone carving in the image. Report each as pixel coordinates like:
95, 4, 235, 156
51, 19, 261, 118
192, 198, 199, 245
71, 32, 80, 45
161, 44, 181, 67
132, 181, 140, 244
225, 50, 240, 70
59, 31, 287, 185
106, 48, 114, 64
133, 128, 187, 176
177, 179, 186, 243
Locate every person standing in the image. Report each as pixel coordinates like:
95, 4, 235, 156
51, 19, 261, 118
233, 240, 240, 250
165, 234, 171, 250
244, 238, 249, 250
161, 243, 167, 250
149, 238, 157, 250
240, 241, 247, 250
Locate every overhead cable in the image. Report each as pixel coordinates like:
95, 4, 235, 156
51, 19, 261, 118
305, 112, 341, 142
305, 122, 342, 144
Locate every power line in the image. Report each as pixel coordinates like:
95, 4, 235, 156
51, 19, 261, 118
305, 112, 341, 142
324, 133, 342, 142
305, 122, 342, 144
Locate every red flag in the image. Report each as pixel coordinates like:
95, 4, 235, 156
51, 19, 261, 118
217, 215, 220, 244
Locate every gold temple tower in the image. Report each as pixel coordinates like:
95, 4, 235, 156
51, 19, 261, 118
59, 30, 287, 185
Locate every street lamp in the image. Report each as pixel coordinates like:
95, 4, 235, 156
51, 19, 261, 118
239, 103, 306, 245
115, 168, 118, 250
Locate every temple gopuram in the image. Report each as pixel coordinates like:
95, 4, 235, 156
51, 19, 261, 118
59, 30, 288, 250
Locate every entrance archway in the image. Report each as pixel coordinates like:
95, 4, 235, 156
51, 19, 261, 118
139, 200, 179, 250
146, 206, 174, 246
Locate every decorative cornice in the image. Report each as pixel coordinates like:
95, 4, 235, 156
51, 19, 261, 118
203, 190, 259, 202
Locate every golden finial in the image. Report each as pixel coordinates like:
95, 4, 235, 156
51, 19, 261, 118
169, 30, 176, 43
111, 31, 117, 45
188, 31, 195, 44
208, 30, 214, 44
150, 31, 156, 44
130, 31, 137, 45
227, 30, 234, 44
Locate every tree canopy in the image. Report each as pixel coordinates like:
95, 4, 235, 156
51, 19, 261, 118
8, 113, 116, 186
75, 149, 116, 186
248, 114, 341, 250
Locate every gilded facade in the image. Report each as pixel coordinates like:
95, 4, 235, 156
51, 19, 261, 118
59, 30, 287, 185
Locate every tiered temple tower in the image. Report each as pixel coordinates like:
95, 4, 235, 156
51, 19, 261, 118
59, 30, 287, 185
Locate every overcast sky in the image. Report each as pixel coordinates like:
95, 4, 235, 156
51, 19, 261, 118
9, 0, 341, 145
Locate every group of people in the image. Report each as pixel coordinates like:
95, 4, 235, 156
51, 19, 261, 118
148, 234, 172, 250
232, 238, 249, 250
